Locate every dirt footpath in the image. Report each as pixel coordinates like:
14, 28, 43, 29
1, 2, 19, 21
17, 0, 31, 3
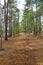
0, 33, 43, 65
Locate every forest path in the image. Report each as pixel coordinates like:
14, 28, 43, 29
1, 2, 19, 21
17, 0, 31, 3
0, 33, 43, 65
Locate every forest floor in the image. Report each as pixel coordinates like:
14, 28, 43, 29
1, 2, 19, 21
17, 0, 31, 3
0, 33, 43, 65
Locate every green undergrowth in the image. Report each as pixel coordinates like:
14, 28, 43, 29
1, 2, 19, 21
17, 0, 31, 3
0, 48, 4, 51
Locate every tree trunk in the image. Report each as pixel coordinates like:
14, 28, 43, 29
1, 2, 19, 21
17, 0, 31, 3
4, 0, 8, 40
35, 0, 38, 35
39, 15, 41, 34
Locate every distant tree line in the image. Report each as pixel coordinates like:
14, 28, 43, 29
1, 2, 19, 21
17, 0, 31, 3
21, 0, 43, 35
